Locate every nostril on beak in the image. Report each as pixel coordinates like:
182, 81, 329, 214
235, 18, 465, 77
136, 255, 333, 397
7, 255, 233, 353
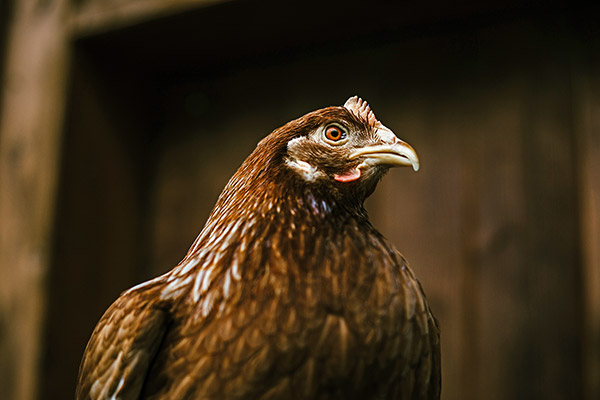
376, 125, 398, 145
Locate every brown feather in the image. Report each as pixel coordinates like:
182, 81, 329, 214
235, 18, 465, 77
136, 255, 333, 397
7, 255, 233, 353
76, 98, 440, 399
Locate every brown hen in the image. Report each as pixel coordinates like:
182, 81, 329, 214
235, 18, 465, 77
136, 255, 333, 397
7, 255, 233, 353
76, 96, 440, 400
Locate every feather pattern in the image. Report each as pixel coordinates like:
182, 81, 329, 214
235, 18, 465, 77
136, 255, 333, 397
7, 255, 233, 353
76, 97, 440, 400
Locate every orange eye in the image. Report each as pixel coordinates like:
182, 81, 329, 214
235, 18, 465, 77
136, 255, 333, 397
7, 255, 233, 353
325, 126, 345, 142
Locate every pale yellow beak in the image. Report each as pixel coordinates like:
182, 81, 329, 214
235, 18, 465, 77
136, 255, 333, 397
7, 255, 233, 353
349, 140, 420, 172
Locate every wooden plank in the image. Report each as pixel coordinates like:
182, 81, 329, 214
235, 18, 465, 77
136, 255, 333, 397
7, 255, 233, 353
517, 60, 583, 400
41, 54, 149, 399
468, 76, 530, 400
575, 42, 600, 400
0, 1, 70, 400
452, 22, 584, 400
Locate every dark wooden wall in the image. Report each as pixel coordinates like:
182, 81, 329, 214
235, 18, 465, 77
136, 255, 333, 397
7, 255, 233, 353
1, 1, 599, 399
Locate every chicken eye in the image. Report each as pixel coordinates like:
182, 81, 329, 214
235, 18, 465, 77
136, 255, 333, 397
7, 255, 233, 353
324, 125, 346, 142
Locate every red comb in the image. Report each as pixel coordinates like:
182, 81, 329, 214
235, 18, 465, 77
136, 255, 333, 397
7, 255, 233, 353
343, 96, 378, 128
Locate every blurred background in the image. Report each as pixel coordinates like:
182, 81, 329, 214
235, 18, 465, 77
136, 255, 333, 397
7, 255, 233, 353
1, 0, 599, 399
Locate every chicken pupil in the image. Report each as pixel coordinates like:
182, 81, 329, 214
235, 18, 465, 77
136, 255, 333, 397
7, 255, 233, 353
326, 126, 343, 140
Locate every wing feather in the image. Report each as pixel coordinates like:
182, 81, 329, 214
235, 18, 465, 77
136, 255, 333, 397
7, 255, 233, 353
76, 286, 171, 400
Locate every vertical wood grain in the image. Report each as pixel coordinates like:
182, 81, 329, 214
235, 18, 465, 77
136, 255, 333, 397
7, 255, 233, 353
518, 58, 583, 400
42, 55, 148, 399
576, 41, 600, 400
0, 1, 69, 399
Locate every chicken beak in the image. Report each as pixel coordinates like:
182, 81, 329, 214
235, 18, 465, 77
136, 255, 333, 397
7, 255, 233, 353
350, 135, 420, 172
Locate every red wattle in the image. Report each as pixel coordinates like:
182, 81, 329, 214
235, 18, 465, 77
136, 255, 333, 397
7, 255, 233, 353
334, 168, 361, 182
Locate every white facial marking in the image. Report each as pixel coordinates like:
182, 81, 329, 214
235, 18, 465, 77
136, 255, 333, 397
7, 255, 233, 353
285, 158, 323, 182
286, 136, 327, 182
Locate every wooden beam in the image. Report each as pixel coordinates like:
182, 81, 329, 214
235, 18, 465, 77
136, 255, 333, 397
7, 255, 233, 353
0, 1, 70, 399
69, 0, 232, 37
